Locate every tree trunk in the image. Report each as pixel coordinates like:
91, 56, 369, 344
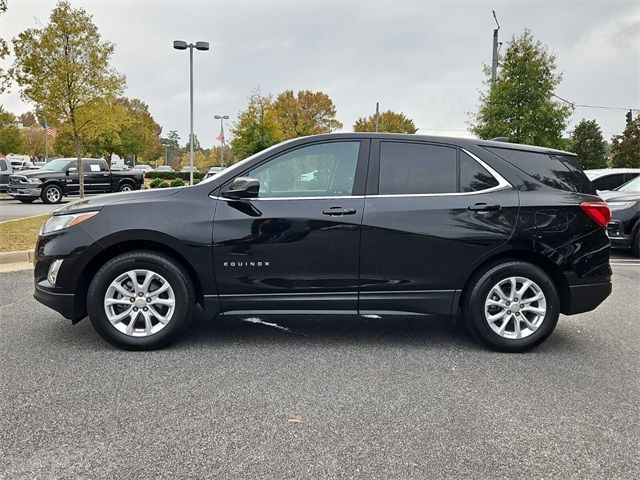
74, 136, 85, 198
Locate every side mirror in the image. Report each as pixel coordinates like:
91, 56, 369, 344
222, 177, 259, 200
66, 167, 78, 175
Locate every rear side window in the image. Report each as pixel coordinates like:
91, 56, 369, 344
459, 151, 499, 192
379, 142, 457, 194
484, 147, 596, 194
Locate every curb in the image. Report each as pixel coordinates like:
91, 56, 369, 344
0, 214, 48, 225
0, 250, 34, 265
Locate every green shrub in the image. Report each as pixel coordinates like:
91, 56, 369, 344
145, 171, 205, 181
158, 181, 171, 188
170, 178, 185, 187
150, 177, 164, 188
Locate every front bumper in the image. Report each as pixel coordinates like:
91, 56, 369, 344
564, 282, 612, 315
34, 280, 83, 321
8, 186, 42, 198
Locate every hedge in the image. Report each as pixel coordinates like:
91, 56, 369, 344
145, 171, 205, 181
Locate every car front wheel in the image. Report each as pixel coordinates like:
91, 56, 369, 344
118, 182, 133, 192
462, 260, 560, 353
41, 184, 63, 204
87, 250, 195, 350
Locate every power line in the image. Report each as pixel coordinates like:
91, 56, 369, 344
552, 94, 639, 112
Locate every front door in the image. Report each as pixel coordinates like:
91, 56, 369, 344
212, 140, 369, 314
359, 140, 519, 316
83, 159, 111, 193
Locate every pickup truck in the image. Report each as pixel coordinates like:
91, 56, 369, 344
7, 157, 144, 204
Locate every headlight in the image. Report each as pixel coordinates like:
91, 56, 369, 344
41, 211, 99, 234
27, 178, 42, 184
607, 201, 638, 211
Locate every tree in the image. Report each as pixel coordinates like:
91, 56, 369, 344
12, 0, 125, 196
0, 0, 11, 94
118, 98, 162, 162
231, 89, 282, 159
161, 131, 180, 166
207, 145, 235, 167
0, 107, 23, 154
569, 119, 607, 169
353, 110, 417, 133
272, 90, 342, 138
470, 30, 572, 148
609, 118, 640, 168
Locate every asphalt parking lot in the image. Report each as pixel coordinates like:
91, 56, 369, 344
0, 194, 71, 221
1, 255, 638, 479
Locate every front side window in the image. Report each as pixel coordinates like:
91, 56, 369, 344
248, 141, 360, 198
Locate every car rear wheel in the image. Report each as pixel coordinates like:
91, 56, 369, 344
118, 182, 133, 192
631, 231, 640, 258
41, 184, 62, 204
462, 260, 560, 352
87, 250, 195, 350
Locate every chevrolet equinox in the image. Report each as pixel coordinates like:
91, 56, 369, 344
33, 133, 612, 352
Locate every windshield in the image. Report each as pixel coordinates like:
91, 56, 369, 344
41, 159, 72, 171
616, 175, 640, 193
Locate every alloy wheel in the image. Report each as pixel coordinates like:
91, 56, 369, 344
46, 187, 61, 203
484, 276, 547, 340
103, 269, 176, 337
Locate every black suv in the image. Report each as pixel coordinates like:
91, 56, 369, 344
33, 134, 612, 352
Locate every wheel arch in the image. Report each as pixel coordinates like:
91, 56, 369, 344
74, 237, 205, 321
456, 249, 570, 315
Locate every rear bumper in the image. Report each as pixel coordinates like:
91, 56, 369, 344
564, 282, 612, 315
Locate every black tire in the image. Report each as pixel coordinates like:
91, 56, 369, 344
118, 182, 134, 192
631, 231, 640, 258
41, 184, 63, 204
87, 250, 195, 350
18, 199, 35, 204
462, 260, 560, 353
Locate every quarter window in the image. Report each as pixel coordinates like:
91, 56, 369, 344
379, 142, 457, 194
459, 151, 499, 192
249, 142, 360, 198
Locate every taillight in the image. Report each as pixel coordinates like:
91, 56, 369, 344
580, 201, 611, 228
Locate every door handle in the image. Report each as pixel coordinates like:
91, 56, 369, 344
322, 207, 357, 216
468, 203, 501, 212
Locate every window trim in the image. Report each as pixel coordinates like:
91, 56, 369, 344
369, 143, 511, 198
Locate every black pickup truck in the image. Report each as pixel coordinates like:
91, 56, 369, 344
7, 157, 144, 204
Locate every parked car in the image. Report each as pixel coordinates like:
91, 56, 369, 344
132, 164, 153, 173
601, 175, 640, 256
180, 166, 199, 173
7, 157, 144, 204
155, 165, 174, 173
33, 133, 611, 351
0, 156, 14, 192
584, 168, 640, 192
10, 159, 34, 171
205, 166, 224, 179
110, 164, 131, 172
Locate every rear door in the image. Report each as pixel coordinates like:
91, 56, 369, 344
359, 140, 519, 316
212, 139, 369, 314
84, 159, 111, 193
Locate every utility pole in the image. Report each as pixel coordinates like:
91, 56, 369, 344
375, 102, 380, 132
164, 145, 169, 166
491, 10, 501, 82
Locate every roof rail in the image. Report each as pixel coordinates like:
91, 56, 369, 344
490, 137, 510, 142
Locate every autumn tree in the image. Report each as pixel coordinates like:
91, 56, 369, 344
0, 0, 11, 94
569, 119, 607, 169
609, 117, 640, 168
0, 107, 23, 153
470, 30, 572, 148
12, 0, 125, 196
353, 110, 417, 133
273, 90, 342, 138
231, 89, 282, 159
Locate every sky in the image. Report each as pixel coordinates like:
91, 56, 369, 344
1, 0, 639, 149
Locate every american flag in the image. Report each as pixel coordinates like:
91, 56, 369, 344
216, 130, 225, 144
46, 126, 58, 137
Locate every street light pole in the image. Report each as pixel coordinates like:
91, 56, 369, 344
214, 114, 229, 167
173, 39, 210, 185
